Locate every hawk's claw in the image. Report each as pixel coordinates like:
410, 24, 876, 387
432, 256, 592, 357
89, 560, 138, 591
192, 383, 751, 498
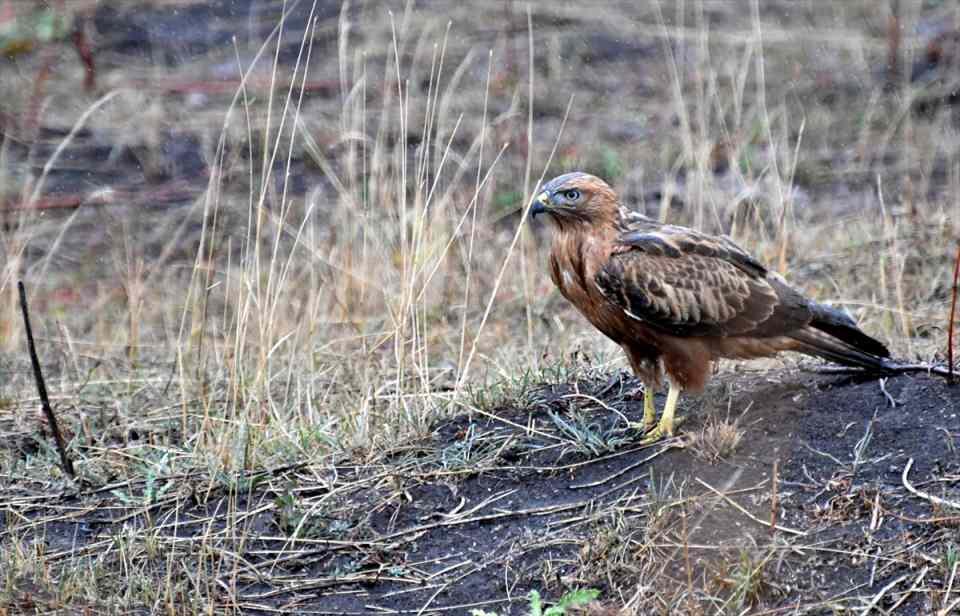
632, 383, 683, 444
638, 415, 686, 444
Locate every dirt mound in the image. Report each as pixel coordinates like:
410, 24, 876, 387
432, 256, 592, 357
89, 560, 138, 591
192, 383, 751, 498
6, 369, 956, 614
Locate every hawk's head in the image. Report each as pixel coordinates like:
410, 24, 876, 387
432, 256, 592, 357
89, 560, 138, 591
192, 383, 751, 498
531, 172, 619, 226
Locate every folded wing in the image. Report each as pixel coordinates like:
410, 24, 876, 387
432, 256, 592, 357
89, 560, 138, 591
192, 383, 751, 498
595, 228, 812, 338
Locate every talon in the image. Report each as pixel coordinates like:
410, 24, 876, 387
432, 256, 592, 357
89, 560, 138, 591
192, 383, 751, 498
640, 425, 666, 445
638, 384, 683, 444
638, 415, 686, 443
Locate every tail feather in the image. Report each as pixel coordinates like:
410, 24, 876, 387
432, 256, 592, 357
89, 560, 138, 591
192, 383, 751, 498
788, 302, 893, 372
790, 327, 895, 373
808, 303, 891, 358
789, 304, 951, 377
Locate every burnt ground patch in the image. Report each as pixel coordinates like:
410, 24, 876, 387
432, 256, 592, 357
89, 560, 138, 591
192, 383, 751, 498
2, 368, 957, 614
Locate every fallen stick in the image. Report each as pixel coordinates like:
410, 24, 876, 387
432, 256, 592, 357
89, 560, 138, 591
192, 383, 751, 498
18, 281, 75, 479
143, 77, 339, 97
861, 572, 909, 615
948, 242, 959, 384
810, 363, 952, 377
695, 477, 806, 536
902, 458, 960, 511
0, 181, 199, 213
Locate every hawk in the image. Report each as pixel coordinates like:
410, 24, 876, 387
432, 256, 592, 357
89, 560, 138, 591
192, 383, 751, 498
532, 172, 895, 442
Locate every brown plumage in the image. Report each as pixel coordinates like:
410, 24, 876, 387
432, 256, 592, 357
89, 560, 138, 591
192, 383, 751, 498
532, 172, 894, 441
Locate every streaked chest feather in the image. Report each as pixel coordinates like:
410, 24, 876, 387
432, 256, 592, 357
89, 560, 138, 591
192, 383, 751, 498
548, 234, 594, 299
548, 230, 631, 341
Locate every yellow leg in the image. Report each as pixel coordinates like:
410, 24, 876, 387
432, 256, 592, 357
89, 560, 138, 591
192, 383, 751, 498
659, 384, 680, 436
643, 387, 657, 430
640, 383, 682, 444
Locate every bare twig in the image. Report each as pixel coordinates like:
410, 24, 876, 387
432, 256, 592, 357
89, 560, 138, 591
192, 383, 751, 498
18, 281, 75, 479
878, 503, 960, 525
695, 477, 807, 536
869, 491, 883, 532
682, 505, 693, 603
810, 363, 953, 377
939, 562, 958, 616
569, 443, 677, 489
948, 242, 960, 384
940, 597, 960, 616
878, 378, 896, 407
886, 0, 901, 86
901, 458, 960, 511
0, 181, 198, 212
802, 441, 846, 467
887, 567, 927, 613
860, 572, 908, 614
769, 458, 779, 538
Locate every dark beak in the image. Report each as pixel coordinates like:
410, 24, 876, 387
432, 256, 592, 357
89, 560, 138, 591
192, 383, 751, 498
530, 192, 551, 218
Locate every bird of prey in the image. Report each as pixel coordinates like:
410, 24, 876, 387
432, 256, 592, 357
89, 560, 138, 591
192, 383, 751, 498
531, 172, 895, 443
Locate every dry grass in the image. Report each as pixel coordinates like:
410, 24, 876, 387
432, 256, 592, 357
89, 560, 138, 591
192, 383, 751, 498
1, 0, 959, 613
687, 411, 745, 463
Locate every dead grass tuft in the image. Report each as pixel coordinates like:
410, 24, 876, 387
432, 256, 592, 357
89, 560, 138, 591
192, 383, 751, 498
710, 548, 776, 611
687, 412, 745, 463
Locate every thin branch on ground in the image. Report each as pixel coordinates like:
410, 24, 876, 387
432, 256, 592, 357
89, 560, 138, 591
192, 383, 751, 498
948, 242, 959, 384
901, 458, 960, 511
18, 280, 75, 479
695, 477, 807, 536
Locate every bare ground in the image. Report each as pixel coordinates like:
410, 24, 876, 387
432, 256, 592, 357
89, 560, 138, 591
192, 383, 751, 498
3, 367, 957, 614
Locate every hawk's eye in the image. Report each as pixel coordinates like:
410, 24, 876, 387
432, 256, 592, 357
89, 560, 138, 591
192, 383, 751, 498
564, 189, 581, 202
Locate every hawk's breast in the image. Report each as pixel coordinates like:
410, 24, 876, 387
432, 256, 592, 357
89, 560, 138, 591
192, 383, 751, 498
549, 232, 640, 345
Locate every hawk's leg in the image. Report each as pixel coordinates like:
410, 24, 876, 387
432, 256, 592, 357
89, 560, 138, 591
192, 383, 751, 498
642, 386, 657, 430
640, 384, 682, 444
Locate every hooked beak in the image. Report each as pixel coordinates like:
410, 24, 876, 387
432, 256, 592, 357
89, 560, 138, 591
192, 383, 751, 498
530, 191, 551, 218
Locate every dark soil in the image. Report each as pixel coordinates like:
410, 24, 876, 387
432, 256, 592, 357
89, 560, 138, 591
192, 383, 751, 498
285, 369, 958, 615
4, 369, 957, 614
